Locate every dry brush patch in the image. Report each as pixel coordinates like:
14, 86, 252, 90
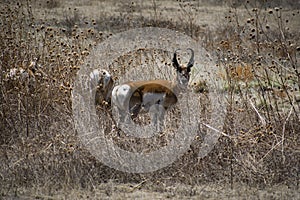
0, 0, 299, 198
209, 0, 300, 187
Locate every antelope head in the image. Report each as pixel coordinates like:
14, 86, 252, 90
90, 69, 114, 106
172, 48, 194, 87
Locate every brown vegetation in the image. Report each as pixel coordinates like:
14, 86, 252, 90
0, 0, 299, 199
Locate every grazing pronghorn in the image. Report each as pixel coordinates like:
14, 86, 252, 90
90, 48, 194, 127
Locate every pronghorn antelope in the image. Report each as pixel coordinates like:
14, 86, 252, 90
90, 48, 194, 125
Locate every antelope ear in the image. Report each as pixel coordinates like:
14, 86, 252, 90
172, 49, 181, 71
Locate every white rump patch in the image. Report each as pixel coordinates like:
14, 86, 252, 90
90, 69, 100, 81
112, 84, 131, 110
90, 69, 112, 88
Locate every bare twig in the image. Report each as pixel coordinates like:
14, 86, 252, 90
281, 105, 293, 163
249, 97, 266, 126
202, 123, 232, 138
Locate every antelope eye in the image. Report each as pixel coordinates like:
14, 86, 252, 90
102, 71, 106, 75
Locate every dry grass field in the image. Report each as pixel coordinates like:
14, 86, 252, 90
1, 0, 299, 199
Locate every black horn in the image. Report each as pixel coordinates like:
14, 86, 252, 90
187, 48, 194, 72
172, 49, 181, 71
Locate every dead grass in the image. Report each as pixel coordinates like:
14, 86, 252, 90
7, 182, 300, 199
0, 0, 299, 199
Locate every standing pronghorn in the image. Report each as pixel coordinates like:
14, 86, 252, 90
90, 48, 194, 126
